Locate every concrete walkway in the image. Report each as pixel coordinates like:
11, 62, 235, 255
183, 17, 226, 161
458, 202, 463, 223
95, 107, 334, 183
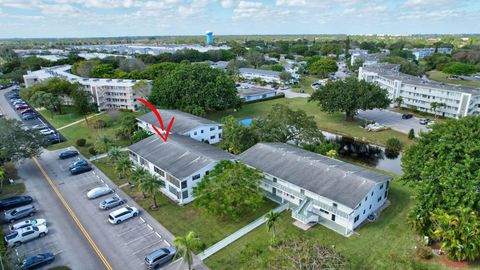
57, 112, 104, 130
198, 203, 289, 260
279, 88, 310, 98
88, 147, 128, 161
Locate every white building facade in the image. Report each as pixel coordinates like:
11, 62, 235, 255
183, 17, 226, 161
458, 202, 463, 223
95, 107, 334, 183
239, 68, 281, 83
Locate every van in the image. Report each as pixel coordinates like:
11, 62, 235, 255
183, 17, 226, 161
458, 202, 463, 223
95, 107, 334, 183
145, 247, 176, 269
4, 204, 36, 223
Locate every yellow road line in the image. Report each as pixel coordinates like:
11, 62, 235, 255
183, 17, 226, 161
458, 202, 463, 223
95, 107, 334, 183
33, 157, 113, 270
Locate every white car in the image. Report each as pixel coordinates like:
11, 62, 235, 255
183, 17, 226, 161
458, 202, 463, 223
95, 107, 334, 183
40, 129, 55, 135
108, 206, 139, 224
10, 218, 46, 231
4, 225, 48, 247
31, 124, 48, 130
87, 186, 113, 199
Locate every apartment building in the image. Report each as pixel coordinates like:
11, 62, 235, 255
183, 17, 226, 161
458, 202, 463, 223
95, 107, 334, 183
239, 68, 281, 83
23, 65, 151, 111
237, 87, 277, 102
240, 142, 392, 236
128, 135, 236, 205
137, 109, 223, 144
359, 64, 480, 118
409, 47, 452, 60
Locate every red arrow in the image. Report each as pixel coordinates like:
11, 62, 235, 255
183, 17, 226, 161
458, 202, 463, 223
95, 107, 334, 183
135, 98, 175, 142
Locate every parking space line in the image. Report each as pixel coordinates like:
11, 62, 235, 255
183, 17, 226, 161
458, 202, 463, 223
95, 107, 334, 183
117, 225, 143, 236
33, 157, 113, 270
139, 217, 145, 223
155, 232, 162, 239
147, 224, 153, 230
132, 240, 163, 255
124, 231, 155, 246
163, 240, 170, 246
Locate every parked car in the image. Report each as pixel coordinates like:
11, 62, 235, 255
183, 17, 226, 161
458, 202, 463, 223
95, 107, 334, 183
15, 105, 29, 110
70, 165, 92, 175
46, 133, 61, 144
145, 247, 176, 269
87, 186, 113, 199
30, 124, 48, 130
22, 113, 37, 121
13, 101, 26, 106
401, 113, 413, 119
419, 118, 431, 125
0, 196, 33, 211
4, 224, 48, 247
10, 98, 22, 103
426, 121, 436, 127
59, 150, 78, 159
21, 109, 34, 115
19, 252, 55, 270
69, 159, 88, 169
108, 206, 138, 224
99, 195, 126, 210
40, 129, 55, 135
10, 219, 47, 231
4, 205, 36, 223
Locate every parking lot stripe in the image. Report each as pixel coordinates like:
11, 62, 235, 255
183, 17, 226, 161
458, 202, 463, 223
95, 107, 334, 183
139, 217, 145, 223
147, 224, 153, 230
33, 157, 113, 270
163, 239, 170, 246
124, 231, 155, 246
132, 240, 163, 255
155, 232, 162, 239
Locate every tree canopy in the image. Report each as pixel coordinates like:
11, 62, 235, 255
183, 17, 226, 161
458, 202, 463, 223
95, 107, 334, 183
220, 115, 257, 154
309, 77, 390, 121
149, 63, 241, 116
401, 116, 480, 261
308, 58, 338, 78
442, 62, 477, 75
193, 161, 264, 219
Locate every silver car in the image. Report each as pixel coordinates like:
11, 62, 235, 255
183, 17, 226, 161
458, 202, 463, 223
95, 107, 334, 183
99, 195, 126, 210
4, 204, 36, 223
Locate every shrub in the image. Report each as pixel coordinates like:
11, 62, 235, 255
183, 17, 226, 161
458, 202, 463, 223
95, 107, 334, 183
76, 138, 86, 147
408, 129, 415, 140
386, 137, 403, 152
416, 246, 433, 260
3, 162, 18, 179
89, 147, 97, 156
93, 119, 107, 129
119, 108, 133, 113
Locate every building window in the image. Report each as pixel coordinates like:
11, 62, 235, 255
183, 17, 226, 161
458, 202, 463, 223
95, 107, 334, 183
194, 131, 197, 135
140, 157, 148, 166
384, 191, 388, 199
154, 166, 165, 177
182, 190, 188, 199
386, 181, 390, 189
363, 210, 366, 215
377, 196, 382, 202
192, 174, 201, 181
181, 181, 187, 189
354, 215, 360, 223
331, 214, 336, 221
320, 209, 329, 214
300, 189, 305, 194
205, 171, 209, 175
371, 191, 373, 196
210, 135, 215, 140
218, 126, 222, 130
332, 203, 337, 208
369, 205, 372, 209
210, 127, 215, 131
365, 197, 367, 201
201, 130, 204, 134
129, 151, 137, 159
166, 174, 180, 188
168, 185, 179, 199
379, 184, 384, 190
272, 177, 277, 183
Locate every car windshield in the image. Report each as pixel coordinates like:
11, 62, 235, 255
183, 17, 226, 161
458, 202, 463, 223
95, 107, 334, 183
10, 210, 17, 215
126, 207, 132, 211
5, 231, 18, 240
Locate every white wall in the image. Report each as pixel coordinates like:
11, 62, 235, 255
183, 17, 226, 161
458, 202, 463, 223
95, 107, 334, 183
138, 120, 223, 144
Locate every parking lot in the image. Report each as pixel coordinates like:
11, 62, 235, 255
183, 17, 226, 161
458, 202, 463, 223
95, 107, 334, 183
358, 109, 430, 135
37, 148, 176, 270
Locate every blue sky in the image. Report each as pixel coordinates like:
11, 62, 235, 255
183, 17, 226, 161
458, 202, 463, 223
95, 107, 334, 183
0, 0, 478, 38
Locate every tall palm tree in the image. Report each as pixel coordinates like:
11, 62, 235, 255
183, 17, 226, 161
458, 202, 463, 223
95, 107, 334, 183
114, 155, 131, 179
430, 102, 446, 118
138, 173, 163, 209
107, 146, 122, 163
266, 210, 281, 241
174, 231, 201, 270
95, 134, 113, 153
129, 166, 148, 198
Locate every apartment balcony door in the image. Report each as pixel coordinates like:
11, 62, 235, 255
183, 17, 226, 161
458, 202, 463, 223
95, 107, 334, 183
272, 187, 277, 196
331, 214, 336, 222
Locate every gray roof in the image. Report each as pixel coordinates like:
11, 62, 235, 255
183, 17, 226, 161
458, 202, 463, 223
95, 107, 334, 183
128, 135, 236, 179
239, 143, 392, 209
137, 109, 221, 134
239, 68, 281, 77
237, 87, 276, 98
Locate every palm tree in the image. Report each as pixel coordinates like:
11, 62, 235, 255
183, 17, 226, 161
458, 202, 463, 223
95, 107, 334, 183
266, 210, 281, 241
394, 96, 403, 108
129, 166, 148, 198
174, 231, 201, 270
95, 134, 113, 153
430, 102, 447, 118
138, 173, 163, 209
107, 146, 122, 163
114, 155, 131, 179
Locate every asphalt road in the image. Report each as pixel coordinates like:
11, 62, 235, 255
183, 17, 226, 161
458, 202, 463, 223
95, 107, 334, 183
358, 109, 430, 135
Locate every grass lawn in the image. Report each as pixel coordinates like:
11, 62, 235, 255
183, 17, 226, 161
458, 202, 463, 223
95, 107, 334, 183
205, 180, 445, 270
206, 98, 411, 148
94, 158, 278, 252
49, 111, 144, 158
0, 183, 26, 199
38, 106, 89, 129
291, 75, 318, 95
427, 70, 480, 88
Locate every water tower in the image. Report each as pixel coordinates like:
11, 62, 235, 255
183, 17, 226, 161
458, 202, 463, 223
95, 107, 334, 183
205, 31, 213, 45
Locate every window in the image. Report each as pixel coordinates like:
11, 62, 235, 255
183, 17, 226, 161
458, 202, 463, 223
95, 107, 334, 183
140, 157, 148, 166
365, 197, 367, 201
320, 209, 329, 214
363, 210, 366, 215
210, 135, 215, 140
332, 203, 338, 208
194, 131, 197, 135
300, 189, 305, 195
272, 177, 277, 183
205, 171, 209, 175
379, 184, 384, 190
386, 181, 390, 189
354, 215, 360, 223
218, 126, 222, 130
168, 185, 179, 199
192, 174, 201, 181
181, 181, 187, 189
331, 214, 336, 221
371, 191, 373, 196
166, 174, 180, 188
210, 127, 215, 131
201, 130, 204, 134
182, 190, 188, 199
129, 151, 137, 159
369, 205, 372, 209
154, 167, 165, 177
377, 196, 382, 202
384, 191, 388, 199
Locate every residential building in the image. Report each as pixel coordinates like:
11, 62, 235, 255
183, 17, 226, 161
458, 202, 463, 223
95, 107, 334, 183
137, 109, 223, 144
239, 68, 281, 83
359, 63, 480, 118
128, 135, 237, 205
350, 52, 389, 66
239, 142, 392, 236
23, 65, 151, 111
210, 61, 229, 71
70, 43, 230, 55
237, 87, 277, 102
409, 47, 452, 60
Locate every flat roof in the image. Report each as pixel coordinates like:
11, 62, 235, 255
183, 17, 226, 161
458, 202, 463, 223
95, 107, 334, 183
237, 87, 276, 98
239, 68, 281, 77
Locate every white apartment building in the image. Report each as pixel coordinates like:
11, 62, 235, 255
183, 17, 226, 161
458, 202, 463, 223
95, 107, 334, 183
359, 64, 480, 118
240, 142, 392, 236
137, 109, 223, 144
23, 65, 151, 111
409, 47, 452, 61
128, 135, 236, 205
239, 68, 281, 83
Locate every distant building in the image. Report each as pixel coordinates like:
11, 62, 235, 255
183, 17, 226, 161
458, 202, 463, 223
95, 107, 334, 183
409, 48, 452, 60
23, 65, 151, 111
137, 109, 223, 144
350, 52, 389, 66
239, 68, 281, 83
237, 87, 277, 102
210, 61, 228, 71
205, 31, 214, 45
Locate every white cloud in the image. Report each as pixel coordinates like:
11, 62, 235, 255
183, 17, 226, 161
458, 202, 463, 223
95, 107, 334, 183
275, 0, 306, 6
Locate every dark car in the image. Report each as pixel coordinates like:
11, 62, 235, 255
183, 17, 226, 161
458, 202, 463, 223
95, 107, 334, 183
46, 134, 61, 144
20, 252, 55, 270
70, 165, 92, 175
21, 109, 34, 115
0, 196, 33, 211
22, 113, 37, 121
145, 247, 176, 269
59, 150, 79, 159
401, 113, 413, 119
69, 159, 88, 170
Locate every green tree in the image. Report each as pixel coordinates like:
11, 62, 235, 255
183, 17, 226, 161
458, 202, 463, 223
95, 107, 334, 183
71, 86, 96, 124
245, 50, 264, 68
0, 167, 6, 191
129, 165, 148, 194
91, 63, 115, 78
114, 155, 131, 179
442, 62, 476, 75
193, 161, 264, 219
309, 77, 390, 121
72, 60, 100, 77
0, 119, 46, 165
107, 146, 123, 163
385, 137, 403, 152
220, 115, 257, 154
270, 64, 284, 72
252, 103, 324, 145
351, 58, 364, 72
174, 231, 202, 270
265, 210, 281, 242
401, 116, 480, 261
30, 91, 63, 115
94, 135, 113, 154
430, 102, 446, 118
408, 128, 415, 140
117, 114, 139, 139
394, 96, 404, 108
308, 58, 338, 78
279, 71, 292, 83
138, 173, 163, 209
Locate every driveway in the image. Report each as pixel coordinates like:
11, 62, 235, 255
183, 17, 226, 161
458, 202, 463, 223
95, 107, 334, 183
357, 109, 430, 135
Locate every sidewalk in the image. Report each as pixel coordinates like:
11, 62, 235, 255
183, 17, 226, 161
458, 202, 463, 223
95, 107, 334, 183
198, 203, 289, 260
88, 147, 127, 161
57, 112, 104, 130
